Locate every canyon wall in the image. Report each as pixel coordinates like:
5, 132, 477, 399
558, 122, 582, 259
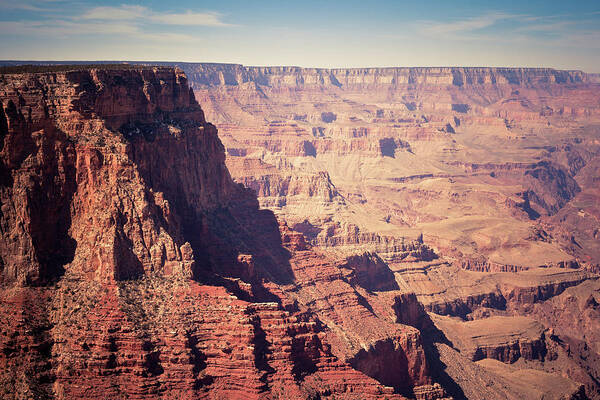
182, 62, 600, 399
0, 65, 450, 399
178, 64, 592, 88
178, 63, 600, 271
1, 61, 600, 399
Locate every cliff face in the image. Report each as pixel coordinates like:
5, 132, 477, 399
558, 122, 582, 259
178, 64, 591, 89
0, 66, 447, 400
0, 67, 234, 285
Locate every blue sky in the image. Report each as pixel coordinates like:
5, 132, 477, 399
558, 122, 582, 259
1, 0, 599, 71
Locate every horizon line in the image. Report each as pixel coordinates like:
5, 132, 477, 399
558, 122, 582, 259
0, 60, 598, 74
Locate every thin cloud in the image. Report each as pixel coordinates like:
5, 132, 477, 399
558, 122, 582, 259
515, 21, 575, 33
80, 5, 146, 20
80, 4, 234, 27
418, 12, 517, 36
0, 20, 201, 43
414, 11, 600, 50
151, 11, 231, 27
0, 20, 138, 36
0, 3, 232, 45
0, 0, 59, 12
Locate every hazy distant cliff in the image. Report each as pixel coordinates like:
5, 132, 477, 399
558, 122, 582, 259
1, 61, 595, 89
171, 63, 593, 89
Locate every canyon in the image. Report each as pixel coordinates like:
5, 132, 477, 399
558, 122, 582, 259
0, 62, 599, 399
188, 63, 600, 399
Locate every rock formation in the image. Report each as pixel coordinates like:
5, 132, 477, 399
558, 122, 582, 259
0, 65, 448, 399
181, 63, 600, 399
1, 61, 600, 399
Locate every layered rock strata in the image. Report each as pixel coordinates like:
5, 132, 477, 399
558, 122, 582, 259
2, 61, 600, 399
0, 66, 447, 399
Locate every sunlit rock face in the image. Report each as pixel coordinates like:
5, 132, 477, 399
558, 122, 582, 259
185, 63, 600, 268
185, 63, 600, 399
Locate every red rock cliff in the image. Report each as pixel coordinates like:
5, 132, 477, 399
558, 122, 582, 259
0, 66, 445, 399
0, 67, 232, 284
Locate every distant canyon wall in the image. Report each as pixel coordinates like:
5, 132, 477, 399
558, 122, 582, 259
177, 64, 592, 88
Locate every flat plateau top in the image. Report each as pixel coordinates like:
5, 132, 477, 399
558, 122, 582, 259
0, 64, 162, 74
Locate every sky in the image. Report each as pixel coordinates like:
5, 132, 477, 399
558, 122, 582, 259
1, 0, 599, 72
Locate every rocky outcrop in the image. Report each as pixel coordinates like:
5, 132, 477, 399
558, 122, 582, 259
279, 244, 433, 396
393, 293, 434, 331
339, 252, 399, 291
458, 258, 528, 273
296, 221, 437, 262
425, 290, 507, 319
0, 65, 448, 399
0, 67, 212, 285
502, 276, 592, 307
471, 337, 547, 364
431, 315, 547, 364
